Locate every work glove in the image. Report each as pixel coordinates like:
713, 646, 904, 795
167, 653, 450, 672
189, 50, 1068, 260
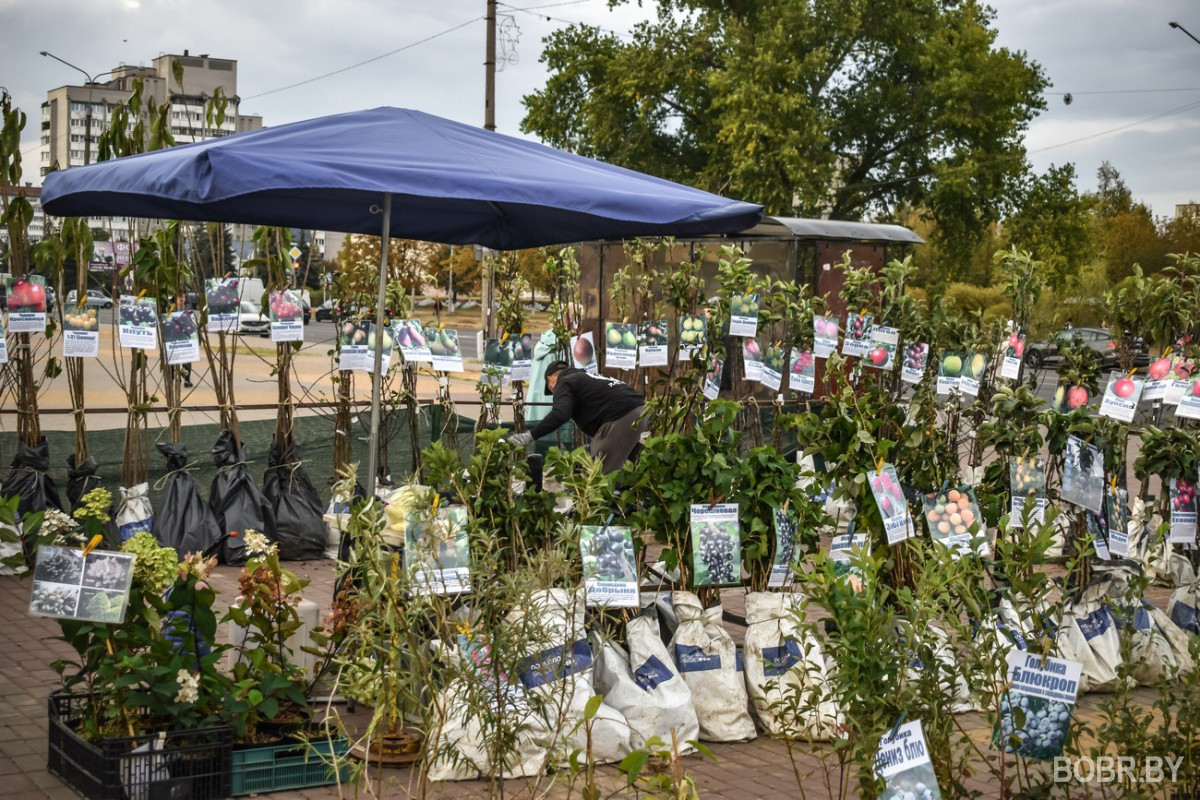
507, 431, 534, 447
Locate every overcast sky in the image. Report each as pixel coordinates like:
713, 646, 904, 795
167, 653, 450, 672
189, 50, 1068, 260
3, 0, 1199, 216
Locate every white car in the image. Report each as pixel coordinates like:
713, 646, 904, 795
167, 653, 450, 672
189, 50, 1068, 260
65, 288, 114, 309
237, 300, 270, 337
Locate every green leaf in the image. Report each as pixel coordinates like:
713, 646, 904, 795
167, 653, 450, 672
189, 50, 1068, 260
618, 750, 649, 784
583, 693, 602, 721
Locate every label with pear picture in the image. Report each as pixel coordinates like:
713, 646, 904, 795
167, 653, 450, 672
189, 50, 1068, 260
604, 321, 638, 370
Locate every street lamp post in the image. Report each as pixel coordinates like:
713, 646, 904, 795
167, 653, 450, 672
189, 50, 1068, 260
1169, 21, 1200, 48
39, 51, 116, 166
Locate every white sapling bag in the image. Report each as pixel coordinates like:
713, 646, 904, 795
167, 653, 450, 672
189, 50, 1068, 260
1169, 575, 1200, 636
116, 483, 154, 542
669, 591, 756, 742
743, 592, 838, 737
1056, 580, 1125, 693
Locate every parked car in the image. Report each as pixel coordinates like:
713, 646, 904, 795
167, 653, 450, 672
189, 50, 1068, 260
315, 299, 336, 322
237, 300, 270, 337
65, 289, 114, 309
1025, 327, 1149, 370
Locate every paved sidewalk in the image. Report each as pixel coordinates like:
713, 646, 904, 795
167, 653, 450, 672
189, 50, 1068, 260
0, 558, 1172, 799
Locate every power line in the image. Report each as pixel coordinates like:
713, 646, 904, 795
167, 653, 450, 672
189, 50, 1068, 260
1045, 87, 1200, 96
1030, 97, 1200, 153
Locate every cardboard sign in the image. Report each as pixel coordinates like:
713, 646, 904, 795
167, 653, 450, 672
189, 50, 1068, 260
690, 503, 741, 587
581, 524, 639, 607
30, 546, 135, 624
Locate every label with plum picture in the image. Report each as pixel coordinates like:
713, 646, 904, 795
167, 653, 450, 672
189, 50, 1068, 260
637, 320, 669, 367
814, 315, 839, 358
865, 325, 898, 371
204, 277, 241, 332
1001, 332, 1026, 380
1098, 372, 1144, 423
1170, 478, 1198, 545
901, 342, 929, 384
269, 290, 305, 342
394, 319, 433, 364
789, 348, 816, 394
842, 313, 874, 357
508, 330, 534, 382
162, 311, 200, 365
1175, 378, 1200, 420
870, 464, 914, 545
118, 295, 158, 350
570, 331, 598, 374
6, 275, 48, 332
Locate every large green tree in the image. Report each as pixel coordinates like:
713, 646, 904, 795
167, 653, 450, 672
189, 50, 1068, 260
1002, 164, 1096, 290
522, 0, 1047, 257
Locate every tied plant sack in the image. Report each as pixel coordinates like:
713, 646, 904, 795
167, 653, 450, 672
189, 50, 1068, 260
592, 606, 699, 751
209, 430, 275, 566
152, 442, 222, 556
508, 588, 632, 766
65, 454, 102, 511
1056, 579, 1125, 693
669, 591, 756, 742
2, 437, 63, 518
1169, 574, 1200, 636
115, 483, 154, 542
896, 619, 978, 715
262, 441, 326, 561
1102, 567, 1193, 685
743, 592, 839, 737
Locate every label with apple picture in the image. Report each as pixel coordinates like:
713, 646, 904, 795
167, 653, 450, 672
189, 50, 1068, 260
1143, 354, 1181, 402
870, 464, 914, 545
1001, 332, 1026, 380
5, 275, 48, 333
842, 313, 874, 357
814, 315, 839, 358
865, 325, 898, 370
1175, 378, 1200, 419
1098, 372, 1144, 423
742, 339, 764, 382
702, 357, 723, 400
789, 348, 816, 394
1053, 383, 1091, 414
937, 352, 964, 395
901, 342, 929, 384
1170, 478, 1198, 545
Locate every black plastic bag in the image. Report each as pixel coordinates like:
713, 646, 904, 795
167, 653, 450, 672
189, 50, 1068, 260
263, 440, 326, 561
2, 438, 63, 518
208, 430, 274, 566
65, 454, 102, 511
153, 442, 222, 557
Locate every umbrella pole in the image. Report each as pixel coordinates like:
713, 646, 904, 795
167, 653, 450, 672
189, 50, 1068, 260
365, 193, 393, 499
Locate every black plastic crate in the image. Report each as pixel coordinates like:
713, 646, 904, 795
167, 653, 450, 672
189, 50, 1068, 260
48, 692, 233, 800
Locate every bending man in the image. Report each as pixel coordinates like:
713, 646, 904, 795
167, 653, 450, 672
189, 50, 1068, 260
508, 360, 648, 473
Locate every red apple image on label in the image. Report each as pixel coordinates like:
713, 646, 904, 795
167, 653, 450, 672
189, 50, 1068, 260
1113, 378, 1136, 398
870, 348, 888, 365
1014, 340, 1025, 357
1067, 385, 1089, 409
1192, 381, 1200, 399
1149, 357, 1172, 381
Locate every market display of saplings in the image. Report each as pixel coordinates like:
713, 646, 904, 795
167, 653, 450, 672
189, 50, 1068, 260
206, 279, 240, 312
694, 522, 738, 585
924, 488, 978, 539
679, 315, 707, 346
63, 308, 99, 331
1173, 479, 1197, 513
80, 588, 124, 623
999, 693, 1070, 759
637, 320, 668, 346
606, 323, 638, 351
269, 292, 304, 321
161, 313, 197, 344
763, 344, 787, 373
34, 546, 83, 584
427, 328, 461, 357
120, 300, 157, 328
7, 277, 47, 313
583, 527, 635, 581
1053, 384, 1090, 412
903, 342, 929, 369
30, 583, 80, 616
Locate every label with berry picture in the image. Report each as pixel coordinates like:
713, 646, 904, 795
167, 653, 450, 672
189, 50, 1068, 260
870, 464, 914, 545
118, 295, 158, 350
1170, 478, 1198, 545
689, 503, 741, 587
702, 357, 723, 400
269, 290, 305, 342
742, 339, 764, 382
162, 311, 200, 365
875, 719, 943, 800
842, 312, 874, 357
997, 651, 1081, 761
789, 348, 816, 394
1098, 372, 1143, 423
814, 315, 839, 358
901, 342, 929, 385
1174, 378, 1200, 420
1106, 486, 1130, 558
204, 277, 241, 332
768, 509, 799, 589
581, 524, 639, 607
830, 531, 869, 592
865, 325, 898, 371
1001, 332, 1026, 380
6, 275, 48, 332
727, 292, 760, 338
1009, 457, 1047, 528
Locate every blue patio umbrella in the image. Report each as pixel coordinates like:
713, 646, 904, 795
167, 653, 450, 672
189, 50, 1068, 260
41, 106, 763, 493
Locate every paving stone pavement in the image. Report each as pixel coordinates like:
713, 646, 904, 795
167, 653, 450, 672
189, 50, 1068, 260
0, 558, 1175, 799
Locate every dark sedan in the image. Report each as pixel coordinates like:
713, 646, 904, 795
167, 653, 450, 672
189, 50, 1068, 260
1025, 327, 1149, 370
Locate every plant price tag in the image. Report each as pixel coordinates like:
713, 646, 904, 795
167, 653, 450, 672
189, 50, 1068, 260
118, 295, 159, 349
870, 464, 914, 545
998, 651, 1082, 760
727, 292, 759, 338
842, 313, 873, 357
30, 545, 135, 624
581, 525, 639, 607
814, 315, 839, 358
1098, 372, 1143, 423
875, 720, 942, 799
789, 349, 815, 394
1170, 478, 1197, 544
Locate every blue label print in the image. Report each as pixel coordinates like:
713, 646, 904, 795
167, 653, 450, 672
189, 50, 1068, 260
761, 640, 803, 677
674, 643, 721, 673
119, 517, 153, 542
1171, 601, 1199, 634
633, 655, 675, 691
518, 640, 593, 688
1076, 607, 1112, 641
736, 648, 744, 673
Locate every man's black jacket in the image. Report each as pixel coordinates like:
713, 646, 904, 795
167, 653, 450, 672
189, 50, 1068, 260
529, 368, 644, 439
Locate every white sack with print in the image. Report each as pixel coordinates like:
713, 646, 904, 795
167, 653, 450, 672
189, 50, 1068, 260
669, 591, 756, 742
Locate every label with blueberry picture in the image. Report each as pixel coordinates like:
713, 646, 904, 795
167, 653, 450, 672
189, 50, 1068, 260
875, 719, 943, 800
997, 651, 1082, 760
118, 295, 158, 350
689, 503, 741, 587
581, 524, 639, 607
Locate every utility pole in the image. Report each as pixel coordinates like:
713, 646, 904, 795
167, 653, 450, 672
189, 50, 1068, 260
1170, 21, 1200, 47
39, 51, 115, 166
485, 0, 497, 131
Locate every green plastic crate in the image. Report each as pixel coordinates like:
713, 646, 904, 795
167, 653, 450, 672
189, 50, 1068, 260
231, 737, 350, 796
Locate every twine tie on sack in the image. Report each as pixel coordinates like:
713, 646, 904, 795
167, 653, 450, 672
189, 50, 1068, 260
152, 460, 199, 491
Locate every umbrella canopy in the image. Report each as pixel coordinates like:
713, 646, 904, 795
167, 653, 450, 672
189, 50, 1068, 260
41, 106, 762, 249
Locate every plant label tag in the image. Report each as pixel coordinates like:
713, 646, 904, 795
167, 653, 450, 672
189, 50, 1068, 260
875, 720, 943, 799
30, 545, 135, 624
570, 331, 598, 374
1001, 333, 1026, 380
407, 506, 471, 596
6, 275, 48, 333
830, 532, 869, 591
865, 325, 898, 370
998, 651, 1081, 760
508, 331, 533, 382
0, 319, 7, 363
842, 313, 873, 357
118, 295, 159, 349
204, 277, 240, 332
768, 509, 798, 589
922, 485, 988, 558
870, 465, 913, 545
482, 337, 513, 386
960, 353, 987, 396
338, 321, 370, 371
1105, 487, 1130, 557
678, 314, 707, 359
361, 323, 394, 374
727, 292, 759, 338
1175, 379, 1200, 419
1170, 478, 1198, 544
1088, 512, 1111, 560
789, 349, 815, 393
1062, 436, 1104, 514
581, 525, 640, 607
742, 339, 764, 382
937, 352, 964, 395
636, 320, 669, 367
1145, 356, 1183, 400
702, 357, 723, 400
814, 315, 839, 358
1099, 372, 1143, 423
163, 311, 201, 365
689, 502, 741, 587
268, 290, 305, 342
63, 328, 99, 359
900, 342, 929, 384
759, 344, 786, 391
426, 326, 464, 373
604, 322, 638, 370
394, 320, 433, 363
